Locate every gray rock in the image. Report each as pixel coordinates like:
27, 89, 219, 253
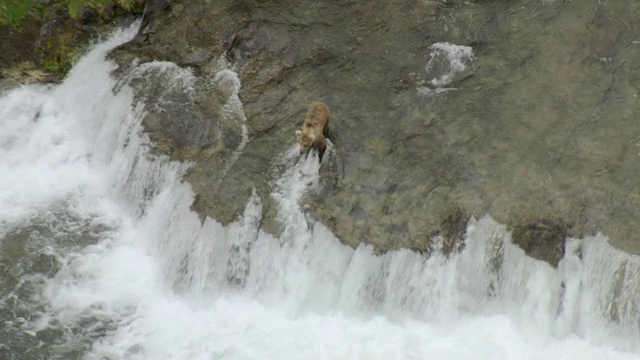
112, 0, 640, 266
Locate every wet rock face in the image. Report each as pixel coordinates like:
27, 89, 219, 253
115, 0, 640, 266
511, 220, 569, 268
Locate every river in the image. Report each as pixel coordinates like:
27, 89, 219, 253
1, 23, 640, 360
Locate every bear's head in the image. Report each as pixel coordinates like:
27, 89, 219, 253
296, 130, 316, 154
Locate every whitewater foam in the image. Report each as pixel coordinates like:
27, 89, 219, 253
418, 42, 474, 96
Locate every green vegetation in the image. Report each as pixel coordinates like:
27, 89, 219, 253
38, 32, 79, 74
0, 0, 144, 78
66, 0, 139, 19
0, 0, 141, 30
0, 0, 38, 29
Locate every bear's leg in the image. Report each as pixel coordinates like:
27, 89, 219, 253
323, 120, 329, 137
318, 147, 326, 164
315, 137, 327, 164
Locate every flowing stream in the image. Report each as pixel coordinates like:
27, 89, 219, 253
1, 24, 640, 360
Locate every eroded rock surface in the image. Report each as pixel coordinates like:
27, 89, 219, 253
112, 0, 640, 266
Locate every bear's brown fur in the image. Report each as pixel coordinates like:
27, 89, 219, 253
295, 101, 331, 163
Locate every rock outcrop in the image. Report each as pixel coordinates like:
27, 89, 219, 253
113, 0, 640, 266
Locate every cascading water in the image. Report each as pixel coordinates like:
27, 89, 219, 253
1, 24, 640, 360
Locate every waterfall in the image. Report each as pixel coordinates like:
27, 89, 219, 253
1, 24, 639, 360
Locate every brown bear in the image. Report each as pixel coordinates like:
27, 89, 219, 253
295, 101, 331, 163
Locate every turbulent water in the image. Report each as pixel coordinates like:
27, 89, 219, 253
1, 24, 640, 360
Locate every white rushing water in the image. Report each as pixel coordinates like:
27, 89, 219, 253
417, 42, 474, 96
1, 25, 640, 360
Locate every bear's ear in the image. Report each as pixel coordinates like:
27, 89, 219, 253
295, 130, 302, 139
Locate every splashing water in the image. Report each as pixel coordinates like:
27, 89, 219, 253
1, 24, 640, 360
418, 42, 474, 96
